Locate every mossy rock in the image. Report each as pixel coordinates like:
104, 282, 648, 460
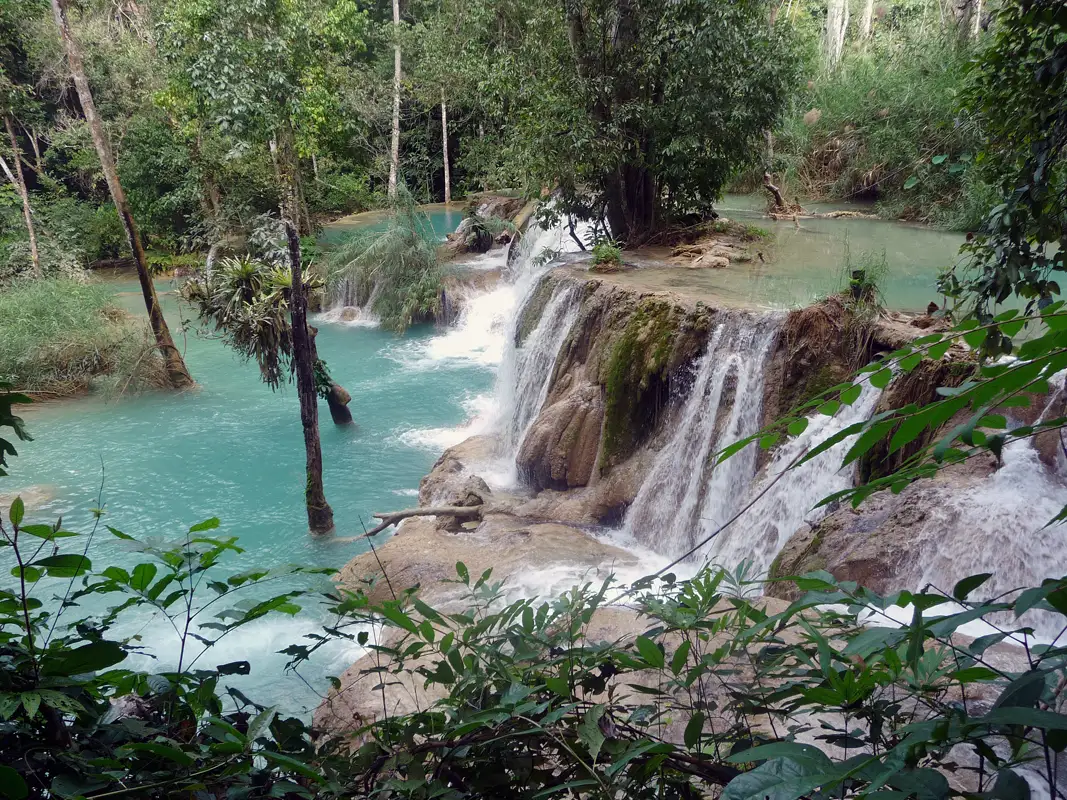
598, 298, 681, 468
515, 277, 558, 347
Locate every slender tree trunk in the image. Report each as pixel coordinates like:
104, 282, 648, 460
441, 90, 451, 204
825, 0, 850, 67
285, 222, 334, 534
2, 117, 39, 279
388, 0, 401, 200
859, 0, 875, 39
50, 0, 193, 389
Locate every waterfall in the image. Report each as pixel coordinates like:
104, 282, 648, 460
499, 283, 582, 457
702, 380, 882, 575
319, 279, 381, 327
622, 310, 887, 578
624, 311, 782, 558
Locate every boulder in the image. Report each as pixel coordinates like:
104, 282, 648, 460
517, 383, 604, 490
333, 514, 639, 607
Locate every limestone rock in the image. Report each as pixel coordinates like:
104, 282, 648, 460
517, 383, 604, 490
334, 514, 638, 607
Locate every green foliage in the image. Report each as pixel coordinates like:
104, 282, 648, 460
182, 256, 324, 389
507, 0, 800, 242
0, 278, 163, 395
0, 478, 335, 798
601, 300, 677, 465
323, 200, 442, 333
774, 24, 986, 228
590, 240, 622, 267
939, 0, 1067, 325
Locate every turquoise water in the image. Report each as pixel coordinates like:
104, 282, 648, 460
321, 204, 462, 243
8, 276, 493, 714
2, 198, 967, 715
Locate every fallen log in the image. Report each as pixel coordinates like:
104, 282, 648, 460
365, 505, 483, 536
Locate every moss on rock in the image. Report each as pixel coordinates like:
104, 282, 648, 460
599, 298, 680, 467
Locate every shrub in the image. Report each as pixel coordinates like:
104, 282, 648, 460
591, 239, 623, 267
4, 472, 1067, 800
323, 199, 442, 333
0, 279, 164, 396
772, 27, 987, 229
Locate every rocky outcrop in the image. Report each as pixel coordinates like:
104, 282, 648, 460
334, 514, 638, 607
513, 272, 714, 499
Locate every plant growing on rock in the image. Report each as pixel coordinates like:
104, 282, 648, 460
323, 199, 442, 333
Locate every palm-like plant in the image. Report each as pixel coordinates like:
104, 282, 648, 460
182, 257, 325, 390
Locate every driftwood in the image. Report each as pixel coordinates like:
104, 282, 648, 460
763, 172, 787, 210
365, 505, 483, 536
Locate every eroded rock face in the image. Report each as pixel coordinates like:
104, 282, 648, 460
512, 272, 713, 503
517, 383, 604, 490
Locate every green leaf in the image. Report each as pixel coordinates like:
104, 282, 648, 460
43, 641, 126, 675
379, 602, 419, 634
981, 707, 1067, 730
107, 525, 133, 540
577, 704, 606, 761
870, 369, 892, 389
32, 554, 91, 578
726, 742, 834, 771
952, 573, 992, 600
119, 742, 195, 766
635, 636, 665, 668
131, 563, 157, 592
992, 671, 1046, 710
456, 561, 469, 584
991, 769, 1031, 800
684, 712, 705, 748
19, 692, 40, 719
671, 640, 691, 675
931, 154, 948, 165
0, 765, 28, 800
903, 175, 919, 190
189, 517, 220, 532
245, 706, 276, 744
840, 383, 862, 405
786, 418, 808, 437
8, 497, 23, 527
721, 757, 831, 800
545, 677, 570, 697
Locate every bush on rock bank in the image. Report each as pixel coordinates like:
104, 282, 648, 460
0, 278, 165, 396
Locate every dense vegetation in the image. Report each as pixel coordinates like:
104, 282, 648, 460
0, 279, 162, 396
5, 0, 1067, 798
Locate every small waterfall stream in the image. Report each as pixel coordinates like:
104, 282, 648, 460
499, 283, 582, 456
624, 311, 781, 558
622, 309, 884, 575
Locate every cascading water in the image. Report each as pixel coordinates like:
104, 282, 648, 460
499, 283, 582, 457
623, 310, 885, 577
702, 380, 882, 575
624, 311, 781, 558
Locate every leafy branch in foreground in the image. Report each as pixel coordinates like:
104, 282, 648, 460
307, 561, 1067, 800
717, 304, 1067, 514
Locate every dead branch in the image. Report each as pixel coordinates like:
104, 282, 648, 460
365, 505, 483, 537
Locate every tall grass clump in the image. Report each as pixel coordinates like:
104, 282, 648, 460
0, 279, 164, 396
774, 26, 989, 229
323, 198, 442, 333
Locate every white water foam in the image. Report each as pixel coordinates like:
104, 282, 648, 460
624, 311, 781, 559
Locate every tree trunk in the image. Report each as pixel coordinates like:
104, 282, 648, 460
49, 0, 193, 390
285, 222, 334, 534
955, 0, 982, 39
2, 117, 39, 279
825, 0, 850, 67
388, 0, 401, 200
441, 90, 451, 204
859, 0, 875, 39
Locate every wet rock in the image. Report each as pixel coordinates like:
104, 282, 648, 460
418, 435, 496, 506
334, 514, 638, 607
517, 383, 604, 490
